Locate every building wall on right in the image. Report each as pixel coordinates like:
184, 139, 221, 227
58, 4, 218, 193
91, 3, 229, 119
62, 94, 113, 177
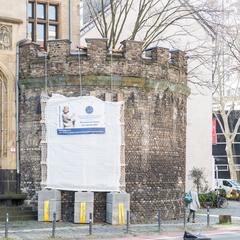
211, 0, 240, 182
213, 111, 240, 181
186, 83, 213, 190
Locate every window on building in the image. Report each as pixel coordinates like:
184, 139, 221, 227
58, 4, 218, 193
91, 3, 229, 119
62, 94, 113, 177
0, 71, 8, 161
37, 24, 45, 43
28, 1, 59, 47
48, 25, 57, 40
28, 2, 34, 18
37, 3, 46, 19
28, 22, 34, 40
216, 134, 226, 144
49, 5, 57, 21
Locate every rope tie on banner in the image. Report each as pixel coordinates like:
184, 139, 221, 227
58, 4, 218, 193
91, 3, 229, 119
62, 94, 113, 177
110, 48, 113, 91
44, 52, 48, 93
78, 47, 83, 96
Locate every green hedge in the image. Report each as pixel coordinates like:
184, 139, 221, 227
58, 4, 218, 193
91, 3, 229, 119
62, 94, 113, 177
198, 189, 226, 208
199, 192, 217, 207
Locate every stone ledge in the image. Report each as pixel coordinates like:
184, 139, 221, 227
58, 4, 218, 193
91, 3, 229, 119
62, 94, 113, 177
0, 193, 27, 200
0, 16, 23, 24
19, 75, 190, 96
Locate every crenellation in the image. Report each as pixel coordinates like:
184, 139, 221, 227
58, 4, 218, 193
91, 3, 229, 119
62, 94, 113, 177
85, 38, 108, 59
169, 49, 187, 70
121, 40, 144, 62
20, 39, 187, 85
144, 47, 169, 65
47, 39, 71, 61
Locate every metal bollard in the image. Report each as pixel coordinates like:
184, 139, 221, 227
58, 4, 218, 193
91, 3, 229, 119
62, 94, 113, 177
207, 206, 210, 227
126, 210, 130, 234
5, 213, 9, 238
52, 212, 56, 238
89, 213, 92, 235
183, 206, 186, 230
157, 210, 161, 232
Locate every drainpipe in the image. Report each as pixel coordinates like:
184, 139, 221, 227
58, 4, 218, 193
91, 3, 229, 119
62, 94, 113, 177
69, 0, 72, 45
16, 39, 28, 193
26, 0, 28, 39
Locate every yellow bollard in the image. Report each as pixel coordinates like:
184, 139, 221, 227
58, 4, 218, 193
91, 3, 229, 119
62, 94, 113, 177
118, 203, 125, 225
80, 202, 86, 223
43, 200, 49, 221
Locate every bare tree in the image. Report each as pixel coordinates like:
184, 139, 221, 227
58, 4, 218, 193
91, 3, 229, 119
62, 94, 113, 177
212, 0, 240, 180
84, 0, 211, 49
83, 0, 223, 92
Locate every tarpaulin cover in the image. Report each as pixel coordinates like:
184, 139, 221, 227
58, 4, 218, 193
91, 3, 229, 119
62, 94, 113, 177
45, 94, 122, 191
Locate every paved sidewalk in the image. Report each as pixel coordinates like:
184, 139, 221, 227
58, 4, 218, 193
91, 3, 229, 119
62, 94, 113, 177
0, 223, 239, 240
0, 220, 239, 240
0, 201, 239, 240
198, 200, 240, 218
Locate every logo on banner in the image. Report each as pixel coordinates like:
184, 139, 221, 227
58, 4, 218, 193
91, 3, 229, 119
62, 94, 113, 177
57, 100, 105, 135
85, 106, 93, 114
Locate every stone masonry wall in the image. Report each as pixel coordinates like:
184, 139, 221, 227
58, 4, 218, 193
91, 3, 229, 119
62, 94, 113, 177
19, 38, 189, 223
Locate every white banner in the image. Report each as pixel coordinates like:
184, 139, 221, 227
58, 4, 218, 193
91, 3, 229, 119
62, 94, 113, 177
45, 94, 122, 191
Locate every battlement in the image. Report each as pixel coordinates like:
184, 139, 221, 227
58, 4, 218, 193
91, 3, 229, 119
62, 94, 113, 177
19, 38, 187, 88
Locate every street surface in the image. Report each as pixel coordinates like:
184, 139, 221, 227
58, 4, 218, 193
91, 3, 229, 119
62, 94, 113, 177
118, 231, 240, 239
1, 228, 239, 240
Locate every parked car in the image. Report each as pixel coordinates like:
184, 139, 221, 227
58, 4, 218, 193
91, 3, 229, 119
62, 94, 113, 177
215, 179, 240, 195
230, 179, 240, 187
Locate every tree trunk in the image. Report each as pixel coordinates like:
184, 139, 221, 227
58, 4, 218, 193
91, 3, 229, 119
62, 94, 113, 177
226, 139, 237, 180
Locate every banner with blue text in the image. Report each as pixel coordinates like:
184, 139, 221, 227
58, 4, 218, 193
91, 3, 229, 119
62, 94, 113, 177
45, 94, 123, 191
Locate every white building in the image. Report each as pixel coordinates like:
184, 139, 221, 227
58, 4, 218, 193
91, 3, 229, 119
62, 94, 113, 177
211, 0, 240, 180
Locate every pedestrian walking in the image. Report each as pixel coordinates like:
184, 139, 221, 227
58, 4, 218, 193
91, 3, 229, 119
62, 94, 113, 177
187, 188, 200, 223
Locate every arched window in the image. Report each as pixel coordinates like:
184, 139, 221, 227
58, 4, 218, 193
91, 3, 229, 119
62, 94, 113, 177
0, 70, 8, 161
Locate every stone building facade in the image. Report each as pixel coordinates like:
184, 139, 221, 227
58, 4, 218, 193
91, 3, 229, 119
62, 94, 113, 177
19, 38, 189, 223
0, 0, 80, 199
0, 0, 26, 195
